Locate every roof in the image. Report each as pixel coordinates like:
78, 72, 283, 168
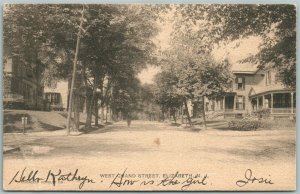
232, 70, 257, 75
248, 84, 293, 97
231, 61, 259, 74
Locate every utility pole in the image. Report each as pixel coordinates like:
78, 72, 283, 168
66, 5, 85, 135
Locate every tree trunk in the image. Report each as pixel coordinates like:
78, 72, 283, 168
161, 106, 165, 121
85, 76, 98, 129
94, 97, 99, 126
82, 98, 87, 113
100, 103, 105, 125
105, 105, 109, 123
109, 106, 113, 122
85, 94, 93, 129
183, 99, 192, 126
166, 109, 170, 120
82, 59, 88, 114
202, 96, 207, 130
181, 104, 184, 124
66, 5, 85, 135
172, 112, 177, 123
74, 95, 80, 131
99, 79, 106, 125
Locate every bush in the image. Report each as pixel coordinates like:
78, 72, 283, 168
228, 118, 261, 131
254, 108, 270, 118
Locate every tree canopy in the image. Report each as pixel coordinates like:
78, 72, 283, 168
4, 4, 161, 129
3, 4, 296, 130
173, 4, 296, 88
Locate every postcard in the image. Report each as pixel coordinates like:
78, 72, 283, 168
3, 4, 296, 191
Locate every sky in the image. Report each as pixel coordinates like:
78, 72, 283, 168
138, 36, 262, 85
137, 12, 173, 85
137, 8, 262, 85
212, 36, 262, 71
137, 65, 162, 85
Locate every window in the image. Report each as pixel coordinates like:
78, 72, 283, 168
46, 93, 61, 105
235, 77, 245, 90
266, 71, 272, 85
236, 96, 245, 110
273, 93, 291, 108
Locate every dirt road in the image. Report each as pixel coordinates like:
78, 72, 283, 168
3, 120, 296, 191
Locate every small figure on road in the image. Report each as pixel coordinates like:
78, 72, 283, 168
126, 112, 132, 127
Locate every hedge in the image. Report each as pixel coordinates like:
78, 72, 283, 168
228, 119, 261, 131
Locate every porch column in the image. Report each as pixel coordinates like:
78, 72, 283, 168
262, 95, 265, 109
270, 93, 273, 113
256, 97, 258, 111
291, 92, 294, 113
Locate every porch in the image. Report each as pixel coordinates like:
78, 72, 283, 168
250, 92, 296, 115
209, 94, 246, 119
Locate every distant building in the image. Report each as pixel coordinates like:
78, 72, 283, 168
44, 81, 69, 111
3, 56, 45, 110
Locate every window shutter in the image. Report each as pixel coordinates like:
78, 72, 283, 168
243, 96, 245, 110
242, 77, 245, 90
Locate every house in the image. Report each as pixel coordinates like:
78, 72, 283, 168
204, 65, 296, 119
44, 81, 69, 111
3, 56, 45, 110
44, 79, 87, 112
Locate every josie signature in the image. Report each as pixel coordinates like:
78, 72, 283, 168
236, 169, 274, 187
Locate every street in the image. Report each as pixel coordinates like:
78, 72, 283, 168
3, 121, 296, 191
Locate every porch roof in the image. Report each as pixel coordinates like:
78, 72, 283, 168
249, 86, 294, 98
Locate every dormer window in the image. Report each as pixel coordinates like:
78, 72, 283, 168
235, 77, 245, 90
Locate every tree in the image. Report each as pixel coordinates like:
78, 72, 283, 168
137, 84, 161, 121
4, 4, 161, 131
3, 4, 84, 81
66, 5, 85, 134
110, 75, 140, 121
79, 5, 160, 128
156, 56, 232, 127
153, 67, 183, 123
156, 11, 233, 127
175, 4, 296, 88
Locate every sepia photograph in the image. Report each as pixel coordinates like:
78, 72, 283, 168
2, 4, 296, 191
